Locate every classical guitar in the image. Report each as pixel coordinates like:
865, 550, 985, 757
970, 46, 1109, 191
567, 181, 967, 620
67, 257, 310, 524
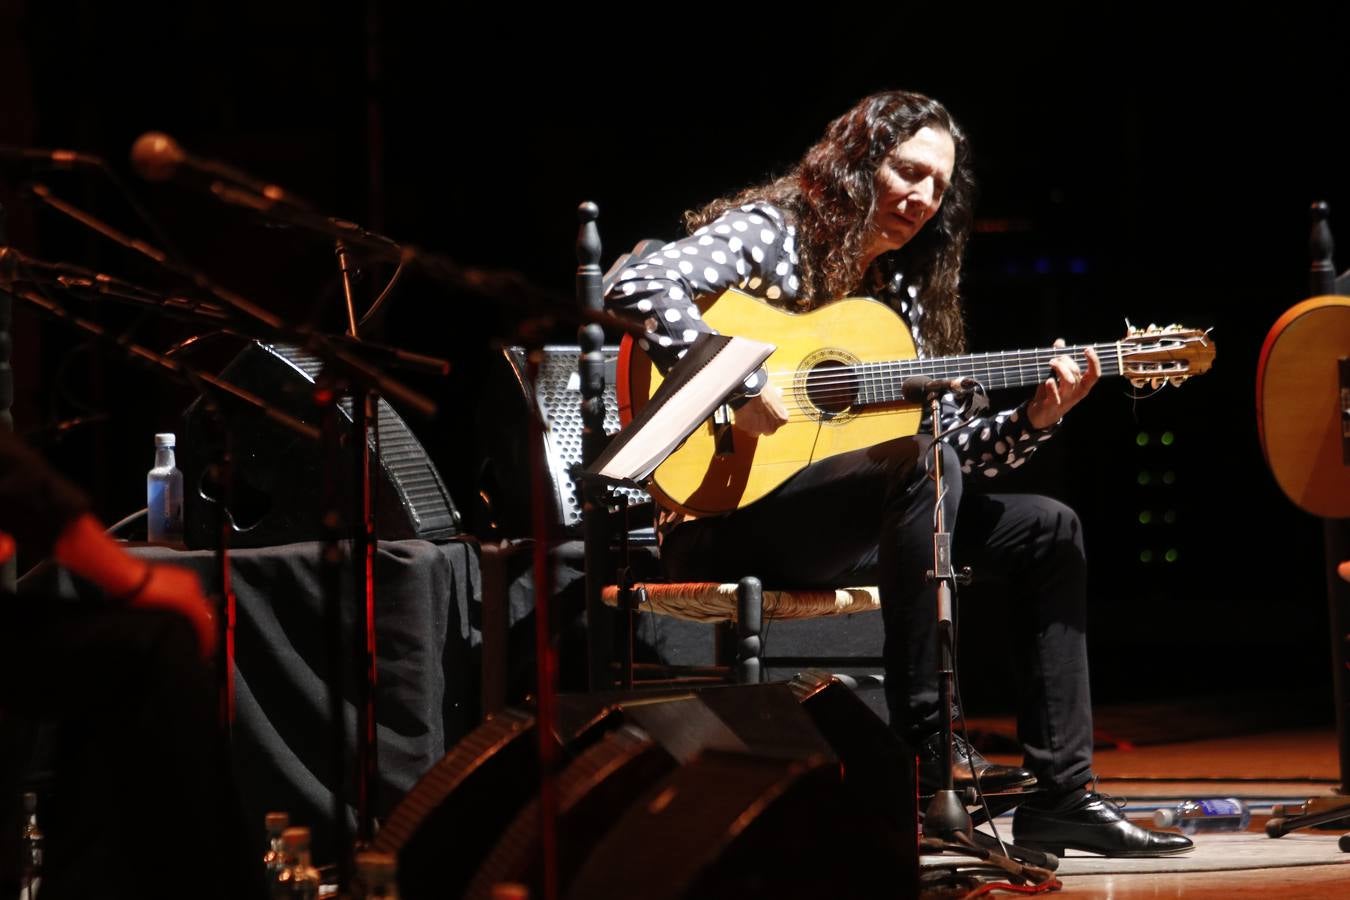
618, 289, 1216, 517
1256, 294, 1350, 518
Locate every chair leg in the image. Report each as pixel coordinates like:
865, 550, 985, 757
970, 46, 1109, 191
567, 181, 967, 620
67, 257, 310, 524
735, 576, 763, 684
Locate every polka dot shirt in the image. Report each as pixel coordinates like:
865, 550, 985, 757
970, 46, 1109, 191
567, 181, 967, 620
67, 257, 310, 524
604, 201, 1057, 480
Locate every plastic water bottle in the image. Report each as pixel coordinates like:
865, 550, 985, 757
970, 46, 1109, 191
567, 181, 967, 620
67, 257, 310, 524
1153, 797, 1251, 833
147, 432, 184, 545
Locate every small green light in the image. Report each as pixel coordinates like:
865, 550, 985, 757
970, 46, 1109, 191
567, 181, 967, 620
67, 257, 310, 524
1136, 432, 1150, 447
1139, 549, 1154, 563
1164, 548, 1179, 563
1162, 471, 1176, 485
1164, 510, 1177, 524
1161, 431, 1175, 446
1138, 510, 1153, 525
1137, 471, 1151, 485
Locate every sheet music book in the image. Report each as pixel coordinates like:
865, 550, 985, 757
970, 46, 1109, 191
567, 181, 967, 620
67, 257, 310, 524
586, 332, 775, 485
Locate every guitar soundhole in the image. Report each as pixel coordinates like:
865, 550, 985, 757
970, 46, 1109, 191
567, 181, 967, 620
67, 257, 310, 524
804, 360, 857, 418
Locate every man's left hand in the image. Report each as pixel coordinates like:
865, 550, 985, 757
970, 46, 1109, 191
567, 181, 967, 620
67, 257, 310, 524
1027, 340, 1101, 430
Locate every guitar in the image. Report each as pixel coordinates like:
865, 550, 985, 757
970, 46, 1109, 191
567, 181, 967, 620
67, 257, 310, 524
618, 289, 1216, 517
1256, 294, 1350, 518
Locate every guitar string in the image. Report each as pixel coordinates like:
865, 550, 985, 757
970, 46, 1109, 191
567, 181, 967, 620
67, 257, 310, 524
748, 349, 1202, 399
761, 385, 1189, 420
764, 355, 1125, 386
751, 343, 1128, 387
738, 367, 1192, 424
729, 405, 1062, 427
758, 358, 1135, 405
739, 337, 1204, 388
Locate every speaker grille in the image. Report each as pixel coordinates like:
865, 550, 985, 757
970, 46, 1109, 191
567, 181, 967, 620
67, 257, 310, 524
505, 345, 650, 529
180, 341, 459, 548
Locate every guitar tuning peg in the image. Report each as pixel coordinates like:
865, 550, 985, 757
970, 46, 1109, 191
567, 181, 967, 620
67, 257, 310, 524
1169, 376, 1187, 387
1131, 377, 1147, 389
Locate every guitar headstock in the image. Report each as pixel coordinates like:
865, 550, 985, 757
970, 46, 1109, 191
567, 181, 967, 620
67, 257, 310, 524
1119, 323, 1216, 388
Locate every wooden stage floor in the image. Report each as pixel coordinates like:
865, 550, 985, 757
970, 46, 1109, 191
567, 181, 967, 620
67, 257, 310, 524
963, 727, 1350, 898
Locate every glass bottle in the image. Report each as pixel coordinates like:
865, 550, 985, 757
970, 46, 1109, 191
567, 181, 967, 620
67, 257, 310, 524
19, 791, 42, 900
262, 811, 290, 883
354, 850, 400, 899
278, 827, 320, 899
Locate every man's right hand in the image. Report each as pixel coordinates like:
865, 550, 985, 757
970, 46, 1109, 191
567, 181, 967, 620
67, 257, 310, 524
130, 565, 218, 659
733, 385, 790, 436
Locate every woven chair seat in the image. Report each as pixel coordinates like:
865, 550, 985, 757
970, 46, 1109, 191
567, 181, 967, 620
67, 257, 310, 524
602, 582, 880, 624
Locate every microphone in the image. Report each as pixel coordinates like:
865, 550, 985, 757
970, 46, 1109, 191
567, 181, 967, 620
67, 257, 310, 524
127, 131, 183, 182
0, 247, 231, 322
129, 131, 313, 210
901, 375, 980, 403
0, 146, 102, 168
0, 245, 16, 289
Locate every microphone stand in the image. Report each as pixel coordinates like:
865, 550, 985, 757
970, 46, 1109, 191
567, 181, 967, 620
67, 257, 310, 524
333, 237, 381, 855
0, 204, 16, 595
123, 142, 622, 890
126, 133, 573, 312
181, 370, 240, 735
24, 183, 451, 384
921, 390, 972, 843
915, 387, 1059, 879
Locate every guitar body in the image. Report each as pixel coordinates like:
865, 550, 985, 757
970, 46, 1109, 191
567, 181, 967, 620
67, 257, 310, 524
619, 291, 923, 517
1256, 295, 1350, 518
619, 289, 1214, 518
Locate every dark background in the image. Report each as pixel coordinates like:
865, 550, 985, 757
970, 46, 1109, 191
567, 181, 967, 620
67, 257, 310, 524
3, 5, 1347, 714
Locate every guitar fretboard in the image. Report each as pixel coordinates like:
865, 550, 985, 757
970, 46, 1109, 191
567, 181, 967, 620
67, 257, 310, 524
854, 344, 1123, 405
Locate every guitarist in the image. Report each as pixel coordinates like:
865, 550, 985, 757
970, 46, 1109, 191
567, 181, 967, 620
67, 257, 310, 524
605, 90, 1192, 857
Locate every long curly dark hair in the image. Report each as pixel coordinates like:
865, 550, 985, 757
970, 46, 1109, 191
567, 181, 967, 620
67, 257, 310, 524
686, 90, 975, 355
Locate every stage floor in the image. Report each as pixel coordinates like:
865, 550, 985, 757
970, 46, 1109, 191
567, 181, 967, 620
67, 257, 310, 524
953, 726, 1349, 898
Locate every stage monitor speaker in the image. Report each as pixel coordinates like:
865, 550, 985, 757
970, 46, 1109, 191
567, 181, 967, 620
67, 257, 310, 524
463, 725, 679, 900
478, 345, 650, 536
564, 749, 910, 900
372, 708, 538, 900
179, 341, 459, 549
559, 673, 918, 837
556, 680, 838, 764
379, 678, 917, 899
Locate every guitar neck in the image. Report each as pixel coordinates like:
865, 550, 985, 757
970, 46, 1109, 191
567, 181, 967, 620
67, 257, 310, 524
857, 343, 1123, 405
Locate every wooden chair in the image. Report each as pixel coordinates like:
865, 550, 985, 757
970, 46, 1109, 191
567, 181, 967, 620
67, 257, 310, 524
575, 204, 884, 693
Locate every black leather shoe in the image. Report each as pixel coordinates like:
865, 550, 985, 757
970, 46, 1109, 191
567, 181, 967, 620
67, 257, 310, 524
1013, 791, 1196, 857
918, 733, 1037, 794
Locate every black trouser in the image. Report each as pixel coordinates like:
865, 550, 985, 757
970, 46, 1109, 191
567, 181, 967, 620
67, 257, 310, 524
0, 596, 265, 900
660, 435, 1096, 793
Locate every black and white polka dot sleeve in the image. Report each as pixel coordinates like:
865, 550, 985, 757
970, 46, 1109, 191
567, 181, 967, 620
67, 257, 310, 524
900, 296, 1059, 480
604, 203, 799, 400
938, 398, 1059, 479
